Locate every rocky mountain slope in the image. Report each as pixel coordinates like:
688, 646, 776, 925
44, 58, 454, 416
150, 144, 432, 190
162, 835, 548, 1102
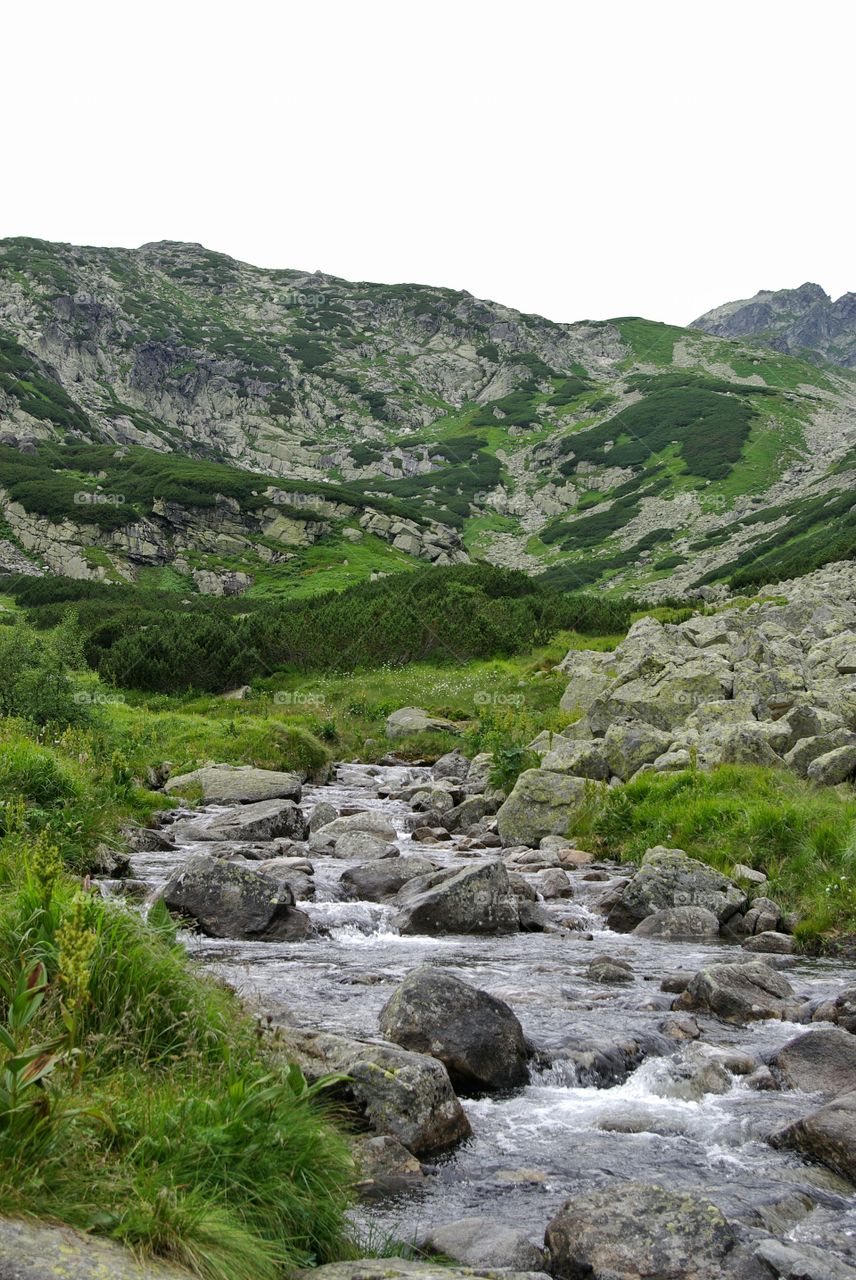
1, 237, 855, 598
692, 282, 856, 369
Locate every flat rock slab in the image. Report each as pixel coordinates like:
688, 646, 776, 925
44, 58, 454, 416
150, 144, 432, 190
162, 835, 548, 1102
164, 764, 302, 803
0, 1217, 194, 1279
298, 1264, 550, 1280
176, 798, 308, 843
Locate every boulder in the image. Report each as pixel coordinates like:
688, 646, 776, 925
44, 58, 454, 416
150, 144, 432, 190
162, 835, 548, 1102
255, 857, 315, 900
309, 800, 338, 830
164, 763, 302, 803
496, 769, 590, 847
674, 960, 799, 1023
339, 857, 436, 902
329, 830, 399, 860
771, 1027, 856, 1098
545, 1182, 757, 1280
309, 811, 397, 851
386, 707, 459, 739
378, 966, 528, 1091
161, 854, 313, 941
282, 1027, 471, 1155
433, 749, 470, 780
298, 1263, 549, 1280
633, 906, 721, 940
0, 1218, 195, 1280
771, 1089, 856, 1182
834, 986, 856, 1034
540, 738, 610, 780
393, 860, 520, 936
179, 798, 308, 843
534, 868, 573, 899
418, 1218, 544, 1272
606, 847, 747, 932
353, 1134, 424, 1197
603, 722, 673, 781
784, 729, 856, 776
741, 931, 794, 954
807, 744, 856, 785
588, 954, 633, 984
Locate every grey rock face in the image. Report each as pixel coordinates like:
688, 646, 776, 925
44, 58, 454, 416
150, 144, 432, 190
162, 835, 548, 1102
176, 797, 308, 842
393, 860, 520, 936
378, 966, 528, 1091
282, 1027, 471, 1154
633, 905, 721, 940
161, 853, 313, 940
545, 1181, 758, 1279
807, 744, 856, 785
418, 1218, 544, 1271
496, 769, 590, 847
691, 281, 856, 369
0, 1218, 195, 1280
339, 857, 436, 902
772, 1089, 856, 1182
771, 1027, 856, 1098
675, 960, 799, 1023
606, 847, 747, 933
163, 762, 303, 803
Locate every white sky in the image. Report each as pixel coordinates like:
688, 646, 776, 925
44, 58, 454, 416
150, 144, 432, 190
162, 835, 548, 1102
2, 0, 853, 326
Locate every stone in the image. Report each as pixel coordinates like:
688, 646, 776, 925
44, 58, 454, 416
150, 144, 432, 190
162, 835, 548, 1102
328, 830, 399, 861
298, 1263, 550, 1280
309, 801, 338, 830
772, 1089, 856, 1182
385, 707, 459, 739
633, 906, 721, 940
178, 798, 308, 843
255, 857, 315, 900
771, 1027, 856, 1097
310, 811, 397, 844
282, 1028, 471, 1155
784, 729, 856, 776
807, 745, 856, 785
418, 1218, 545, 1272
732, 862, 767, 886
674, 960, 799, 1023
433, 749, 470, 780
588, 954, 633, 984
0, 1218, 195, 1280
393, 860, 520, 935
353, 1134, 424, 1197
834, 986, 856, 1034
339, 857, 436, 902
754, 1239, 856, 1280
379, 966, 528, 1092
496, 769, 590, 847
741, 930, 794, 954
606, 847, 747, 932
161, 854, 313, 941
164, 763, 302, 803
603, 722, 674, 781
534, 868, 573, 899
545, 1182, 757, 1280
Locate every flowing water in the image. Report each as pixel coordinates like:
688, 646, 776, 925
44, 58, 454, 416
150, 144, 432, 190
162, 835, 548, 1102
125, 763, 856, 1263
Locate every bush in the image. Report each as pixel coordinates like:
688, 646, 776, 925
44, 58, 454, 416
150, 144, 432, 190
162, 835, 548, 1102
0, 626, 89, 727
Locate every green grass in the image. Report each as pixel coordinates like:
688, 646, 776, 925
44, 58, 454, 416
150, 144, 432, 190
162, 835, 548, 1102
578, 765, 856, 943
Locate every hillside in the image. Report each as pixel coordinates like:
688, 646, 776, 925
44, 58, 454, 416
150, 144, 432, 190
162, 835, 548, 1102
2, 237, 856, 599
692, 282, 856, 369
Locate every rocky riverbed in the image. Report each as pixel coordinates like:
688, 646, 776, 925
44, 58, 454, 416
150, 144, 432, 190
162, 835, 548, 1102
109, 759, 856, 1280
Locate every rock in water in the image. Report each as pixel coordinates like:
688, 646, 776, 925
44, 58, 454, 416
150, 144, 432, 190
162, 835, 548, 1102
418, 1217, 545, 1271
164, 763, 302, 802
161, 853, 313, 940
633, 906, 721, 939
282, 1027, 471, 1154
606, 846, 747, 932
544, 1181, 758, 1279
771, 1027, 856, 1098
378, 966, 528, 1090
772, 1089, 856, 1182
674, 960, 799, 1023
178, 798, 308, 842
339, 857, 436, 902
496, 769, 589, 847
392, 860, 520, 935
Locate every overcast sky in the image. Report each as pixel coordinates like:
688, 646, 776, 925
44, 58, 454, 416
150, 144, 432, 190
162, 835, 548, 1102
3, 0, 852, 326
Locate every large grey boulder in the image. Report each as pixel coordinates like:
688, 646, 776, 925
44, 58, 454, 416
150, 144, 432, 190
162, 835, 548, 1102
298, 1263, 550, 1280
0, 1218, 194, 1280
496, 769, 589, 847
807, 744, 856, 785
674, 960, 799, 1023
771, 1027, 856, 1098
161, 853, 313, 940
604, 722, 673, 780
282, 1027, 471, 1154
309, 810, 397, 849
784, 729, 856, 776
353, 1134, 425, 1197
378, 966, 528, 1091
606, 847, 747, 932
393, 861, 520, 936
540, 738, 610, 780
163, 763, 302, 803
339, 857, 436, 902
633, 905, 721, 940
386, 707, 459, 739
771, 1089, 856, 1182
326, 830, 399, 860
545, 1182, 760, 1279
433, 749, 470, 780
418, 1218, 544, 1271
178, 798, 308, 843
